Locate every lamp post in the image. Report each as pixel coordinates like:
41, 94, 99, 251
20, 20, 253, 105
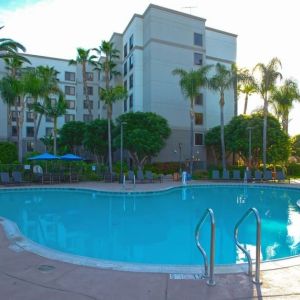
247, 127, 253, 167
120, 121, 127, 182
178, 143, 183, 173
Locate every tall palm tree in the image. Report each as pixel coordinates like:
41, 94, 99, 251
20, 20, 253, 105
0, 26, 27, 59
254, 57, 282, 170
34, 93, 67, 155
69, 48, 96, 119
172, 66, 212, 174
209, 63, 235, 170
94, 41, 121, 174
270, 79, 300, 134
237, 68, 257, 114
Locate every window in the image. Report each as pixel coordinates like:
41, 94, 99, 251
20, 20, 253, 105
26, 97, 34, 105
124, 43, 128, 58
65, 72, 75, 81
194, 33, 203, 46
11, 111, 17, 122
195, 113, 203, 125
124, 80, 127, 90
26, 141, 34, 152
195, 133, 204, 146
87, 86, 93, 95
50, 98, 57, 106
26, 112, 34, 122
129, 94, 133, 109
129, 74, 133, 89
83, 100, 93, 109
194, 53, 203, 65
12, 126, 17, 136
124, 99, 127, 112
46, 116, 54, 122
123, 61, 127, 76
86, 72, 93, 81
65, 114, 75, 122
129, 55, 133, 70
45, 127, 53, 136
83, 114, 93, 122
195, 94, 203, 106
26, 127, 34, 138
65, 85, 75, 95
66, 100, 75, 109
129, 34, 134, 50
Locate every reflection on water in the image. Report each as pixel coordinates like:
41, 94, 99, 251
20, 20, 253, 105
0, 186, 300, 265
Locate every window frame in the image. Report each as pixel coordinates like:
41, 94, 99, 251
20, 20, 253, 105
65, 71, 75, 81
194, 133, 204, 146
194, 33, 203, 47
194, 52, 203, 66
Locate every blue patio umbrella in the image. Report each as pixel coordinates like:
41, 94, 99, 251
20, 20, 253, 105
60, 154, 83, 161
28, 152, 60, 160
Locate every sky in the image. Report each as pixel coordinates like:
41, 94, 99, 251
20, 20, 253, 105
1, 0, 300, 135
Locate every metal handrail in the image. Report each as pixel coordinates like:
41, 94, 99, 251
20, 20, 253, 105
195, 208, 216, 286
234, 207, 262, 284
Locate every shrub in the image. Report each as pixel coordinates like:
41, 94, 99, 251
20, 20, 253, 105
192, 170, 209, 180
0, 142, 18, 164
144, 162, 180, 175
287, 163, 300, 178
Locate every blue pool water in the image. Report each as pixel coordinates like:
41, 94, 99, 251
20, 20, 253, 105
0, 186, 300, 266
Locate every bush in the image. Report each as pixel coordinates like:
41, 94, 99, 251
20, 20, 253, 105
0, 142, 18, 164
192, 170, 209, 180
287, 163, 300, 178
144, 162, 180, 175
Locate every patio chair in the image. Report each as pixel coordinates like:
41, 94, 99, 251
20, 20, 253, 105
0, 172, 12, 185
276, 170, 290, 183
145, 171, 154, 183
244, 170, 252, 182
127, 170, 135, 183
232, 170, 241, 180
12, 171, 25, 184
136, 170, 144, 183
212, 170, 220, 180
263, 170, 273, 182
254, 170, 262, 182
222, 170, 230, 180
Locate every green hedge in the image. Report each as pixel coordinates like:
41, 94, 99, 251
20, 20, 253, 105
0, 142, 18, 164
287, 163, 300, 177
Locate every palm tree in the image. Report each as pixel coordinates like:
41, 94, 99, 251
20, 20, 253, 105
0, 26, 27, 59
69, 48, 96, 119
254, 57, 282, 170
270, 79, 300, 134
172, 66, 212, 174
238, 68, 257, 114
34, 93, 67, 155
94, 41, 121, 174
209, 63, 235, 170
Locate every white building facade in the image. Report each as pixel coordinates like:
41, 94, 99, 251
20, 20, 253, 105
0, 4, 237, 167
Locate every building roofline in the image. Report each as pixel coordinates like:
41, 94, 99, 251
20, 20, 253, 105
206, 26, 238, 38
23, 53, 71, 62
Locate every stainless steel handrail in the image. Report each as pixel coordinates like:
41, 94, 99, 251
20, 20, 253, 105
234, 207, 262, 284
195, 208, 216, 286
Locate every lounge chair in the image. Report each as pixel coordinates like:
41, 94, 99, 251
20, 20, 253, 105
127, 170, 135, 183
254, 170, 262, 182
12, 171, 25, 184
263, 170, 273, 182
276, 170, 290, 183
0, 172, 11, 185
145, 171, 154, 183
222, 170, 230, 180
244, 170, 252, 182
136, 170, 144, 183
212, 170, 220, 180
232, 170, 241, 180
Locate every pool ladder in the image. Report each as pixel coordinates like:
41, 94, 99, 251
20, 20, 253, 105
234, 207, 262, 285
195, 207, 262, 286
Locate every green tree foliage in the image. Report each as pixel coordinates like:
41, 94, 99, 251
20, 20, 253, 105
206, 113, 291, 167
59, 121, 86, 154
83, 119, 113, 163
115, 112, 171, 170
291, 134, 300, 158
0, 142, 17, 163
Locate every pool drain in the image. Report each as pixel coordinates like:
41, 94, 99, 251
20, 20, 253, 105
37, 265, 55, 272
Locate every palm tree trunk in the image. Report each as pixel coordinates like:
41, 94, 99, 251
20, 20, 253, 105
243, 94, 249, 115
35, 113, 43, 149
190, 101, 194, 175
18, 97, 25, 162
262, 95, 268, 171
53, 117, 57, 155
83, 63, 92, 119
220, 93, 226, 170
107, 105, 112, 173
282, 112, 289, 134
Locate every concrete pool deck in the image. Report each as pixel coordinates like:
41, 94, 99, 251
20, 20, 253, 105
1, 180, 300, 299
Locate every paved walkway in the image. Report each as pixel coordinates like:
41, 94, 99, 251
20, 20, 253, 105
1, 181, 300, 299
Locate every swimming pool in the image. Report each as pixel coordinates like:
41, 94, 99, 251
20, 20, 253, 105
0, 185, 300, 268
